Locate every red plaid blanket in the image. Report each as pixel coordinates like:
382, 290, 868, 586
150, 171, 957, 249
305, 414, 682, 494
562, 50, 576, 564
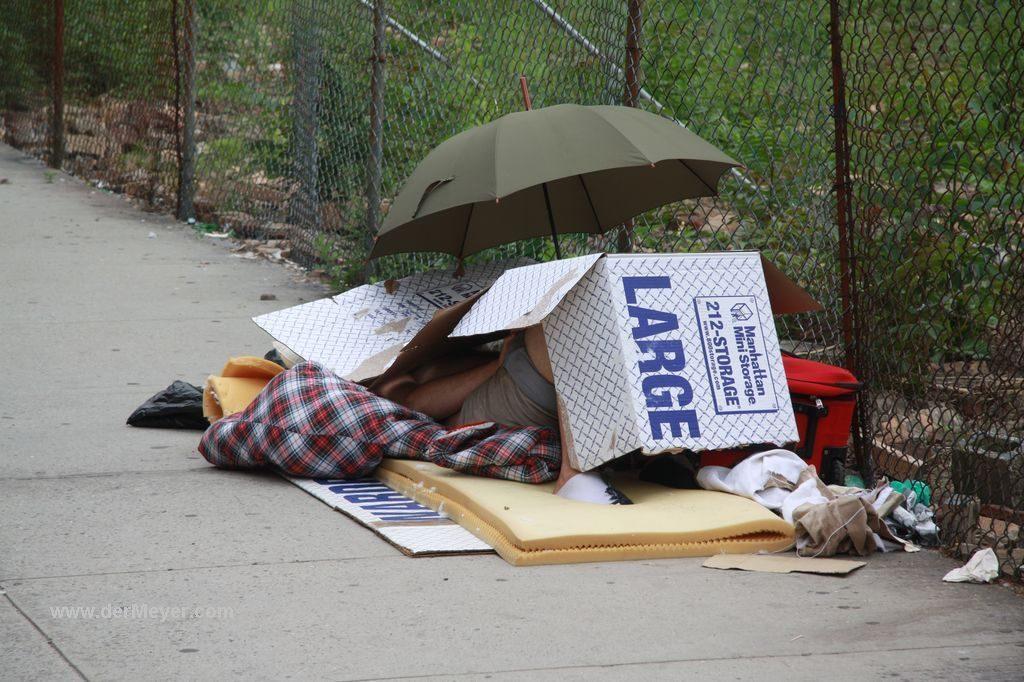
199, 362, 561, 484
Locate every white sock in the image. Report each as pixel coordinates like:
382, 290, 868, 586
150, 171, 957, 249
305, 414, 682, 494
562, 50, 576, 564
556, 472, 630, 505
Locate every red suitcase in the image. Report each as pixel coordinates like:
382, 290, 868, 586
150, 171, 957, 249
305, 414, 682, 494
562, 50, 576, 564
700, 354, 861, 484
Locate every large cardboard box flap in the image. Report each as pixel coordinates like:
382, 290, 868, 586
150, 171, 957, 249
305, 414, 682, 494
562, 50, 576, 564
451, 253, 603, 335
252, 259, 527, 381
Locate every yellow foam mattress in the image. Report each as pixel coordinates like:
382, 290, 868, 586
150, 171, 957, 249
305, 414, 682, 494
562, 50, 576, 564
377, 459, 795, 566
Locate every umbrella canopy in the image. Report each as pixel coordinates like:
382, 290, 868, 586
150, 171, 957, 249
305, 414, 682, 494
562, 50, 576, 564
370, 103, 740, 260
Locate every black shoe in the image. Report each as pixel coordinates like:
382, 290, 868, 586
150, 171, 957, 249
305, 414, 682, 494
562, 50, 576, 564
638, 453, 699, 489
600, 471, 634, 505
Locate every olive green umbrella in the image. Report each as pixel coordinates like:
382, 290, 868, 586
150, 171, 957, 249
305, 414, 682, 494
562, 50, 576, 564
370, 103, 740, 260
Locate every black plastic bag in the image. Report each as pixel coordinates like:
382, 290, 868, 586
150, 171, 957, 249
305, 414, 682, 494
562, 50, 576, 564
126, 381, 208, 430
264, 348, 289, 368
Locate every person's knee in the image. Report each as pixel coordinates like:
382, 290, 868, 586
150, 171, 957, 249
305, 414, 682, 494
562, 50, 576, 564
403, 391, 427, 414
374, 374, 417, 403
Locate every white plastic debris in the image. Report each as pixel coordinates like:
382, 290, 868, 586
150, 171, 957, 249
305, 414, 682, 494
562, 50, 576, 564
942, 548, 999, 584
147, 231, 157, 239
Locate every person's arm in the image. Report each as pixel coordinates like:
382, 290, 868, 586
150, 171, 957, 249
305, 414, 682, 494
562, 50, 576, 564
401, 332, 516, 420
401, 355, 500, 420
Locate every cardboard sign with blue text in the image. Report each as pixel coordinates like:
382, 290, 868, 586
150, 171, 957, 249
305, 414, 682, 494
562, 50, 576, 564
286, 476, 493, 556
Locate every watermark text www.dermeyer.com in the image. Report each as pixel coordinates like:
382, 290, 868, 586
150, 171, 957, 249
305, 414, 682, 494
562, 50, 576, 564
50, 603, 234, 621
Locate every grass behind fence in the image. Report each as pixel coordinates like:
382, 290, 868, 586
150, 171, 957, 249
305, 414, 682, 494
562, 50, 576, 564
1, 0, 1020, 366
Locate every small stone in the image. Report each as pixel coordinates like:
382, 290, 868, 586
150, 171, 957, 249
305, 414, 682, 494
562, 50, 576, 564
883, 415, 913, 443
917, 406, 962, 439
260, 293, 277, 301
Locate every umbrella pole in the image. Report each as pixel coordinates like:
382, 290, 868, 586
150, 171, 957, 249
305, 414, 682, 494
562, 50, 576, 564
519, 76, 561, 260
541, 182, 563, 259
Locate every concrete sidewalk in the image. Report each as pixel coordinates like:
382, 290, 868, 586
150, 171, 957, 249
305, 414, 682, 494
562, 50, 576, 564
1, 142, 1021, 681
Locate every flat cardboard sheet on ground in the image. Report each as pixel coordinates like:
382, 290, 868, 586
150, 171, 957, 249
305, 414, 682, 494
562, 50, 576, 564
703, 553, 866, 575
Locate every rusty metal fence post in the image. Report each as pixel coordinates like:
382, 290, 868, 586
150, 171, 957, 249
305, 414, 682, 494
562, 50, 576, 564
827, 0, 855, 374
827, 0, 870, 482
617, 0, 643, 254
175, 0, 197, 221
49, 0, 64, 169
365, 0, 387, 281
289, 0, 323, 252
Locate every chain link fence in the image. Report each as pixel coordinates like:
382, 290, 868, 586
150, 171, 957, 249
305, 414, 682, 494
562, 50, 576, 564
842, 0, 1024, 579
1, 0, 1020, 579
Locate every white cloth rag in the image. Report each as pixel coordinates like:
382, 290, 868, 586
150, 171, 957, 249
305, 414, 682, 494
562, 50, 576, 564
942, 548, 1000, 583
696, 449, 811, 521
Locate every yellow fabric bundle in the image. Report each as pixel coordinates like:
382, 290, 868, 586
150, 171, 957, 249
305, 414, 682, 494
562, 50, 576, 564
203, 356, 284, 423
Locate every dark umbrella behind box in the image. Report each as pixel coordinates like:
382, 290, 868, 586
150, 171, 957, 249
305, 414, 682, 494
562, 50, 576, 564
370, 103, 741, 260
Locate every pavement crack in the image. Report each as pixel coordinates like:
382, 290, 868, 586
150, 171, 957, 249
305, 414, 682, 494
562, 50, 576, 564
0, 468, 214, 482
1, 554, 403, 583
335, 640, 1024, 682
2, 590, 90, 681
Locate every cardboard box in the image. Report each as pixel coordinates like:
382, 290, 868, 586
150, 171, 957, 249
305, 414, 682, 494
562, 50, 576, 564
255, 252, 819, 471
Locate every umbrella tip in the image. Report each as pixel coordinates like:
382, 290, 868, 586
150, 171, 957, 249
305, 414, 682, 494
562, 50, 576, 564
454, 258, 466, 279
518, 75, 533, 111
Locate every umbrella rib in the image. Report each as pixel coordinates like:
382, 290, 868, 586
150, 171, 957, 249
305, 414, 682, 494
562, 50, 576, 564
577, 174, 602, 230
541, 182, 563, 259
677, 159, 718, 196
457, 203, 474, 259
585, 106, 650, 164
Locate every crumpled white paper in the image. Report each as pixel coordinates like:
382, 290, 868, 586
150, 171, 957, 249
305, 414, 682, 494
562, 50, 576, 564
942, 548, 1000, 583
